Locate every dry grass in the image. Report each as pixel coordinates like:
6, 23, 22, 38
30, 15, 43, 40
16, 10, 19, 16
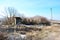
25, 25, 60, 40
0, 32, 8, 40
1, 25, 60, 40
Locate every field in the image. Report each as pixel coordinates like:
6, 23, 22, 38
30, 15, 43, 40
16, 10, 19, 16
0, 24, 60, 40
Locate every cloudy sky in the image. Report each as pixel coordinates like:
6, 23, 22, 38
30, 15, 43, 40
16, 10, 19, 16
0, 0, 60, 20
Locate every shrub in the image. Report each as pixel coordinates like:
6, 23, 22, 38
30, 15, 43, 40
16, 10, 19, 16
0, 32, 8, 40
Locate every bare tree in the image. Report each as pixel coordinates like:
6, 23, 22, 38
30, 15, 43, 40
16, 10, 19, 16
2, 7, 20, 25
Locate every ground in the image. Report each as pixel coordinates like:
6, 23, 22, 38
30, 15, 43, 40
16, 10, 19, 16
0, 25, 60, 40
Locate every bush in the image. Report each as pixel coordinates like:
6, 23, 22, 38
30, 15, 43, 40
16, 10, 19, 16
0, 32, 8, 40
22, 16, 50, 25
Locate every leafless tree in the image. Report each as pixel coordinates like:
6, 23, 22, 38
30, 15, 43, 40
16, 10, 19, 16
2, 7, 21, 25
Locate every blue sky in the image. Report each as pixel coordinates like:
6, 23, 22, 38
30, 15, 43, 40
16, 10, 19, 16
0, 0, 60, 20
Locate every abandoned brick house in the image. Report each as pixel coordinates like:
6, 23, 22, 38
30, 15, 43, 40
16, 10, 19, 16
14, 17, 22, 25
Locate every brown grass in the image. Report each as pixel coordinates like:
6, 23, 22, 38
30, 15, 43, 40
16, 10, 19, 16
25, 25, 60, 40
0, 32, 8, 40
